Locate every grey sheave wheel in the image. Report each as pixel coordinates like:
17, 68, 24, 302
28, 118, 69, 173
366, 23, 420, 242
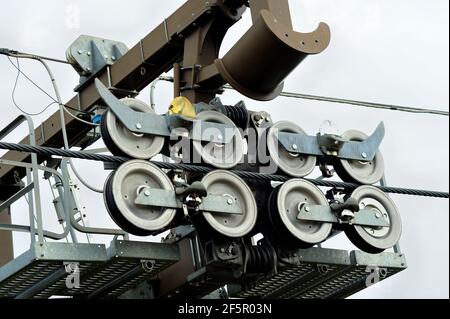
101, 98, 165, 159
104, 160, 176, 236
345, 186, 402, 254
267, 121, 317, 178
201, 170, 257, 238
334, 130, 385, 185
192, 111, 244, 169
274, 179, 332, 246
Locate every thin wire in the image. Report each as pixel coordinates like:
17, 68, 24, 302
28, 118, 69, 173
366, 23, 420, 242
6, 53, 103, 193
223, 84, 448, 117
6, 56, 96, 118
63, 106, 100, 127
0, 48, 70, 65
4, 50, 447, 117
9, 57, 58, 116
163, 76, 449, 117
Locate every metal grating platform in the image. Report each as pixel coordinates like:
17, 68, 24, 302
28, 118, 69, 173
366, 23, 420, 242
231, 248, 407, 299
0, 241, 180, 299
80, 240, 180, 299
0, 242, 107, 299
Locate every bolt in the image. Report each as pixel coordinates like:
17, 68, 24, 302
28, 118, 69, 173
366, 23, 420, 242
112, 56, 116, 61
305, 206, 311, 213
375, 212, 382, 219
218, 134, 223, 141
77, 50, 83, 55
87, 51, 92, 56
220, 248, 226, 253
292, 144, 298, 151
361, 152, 368, 159
144, 190, 151, 197
227, 199, 233, 205
136, 123, 142, 130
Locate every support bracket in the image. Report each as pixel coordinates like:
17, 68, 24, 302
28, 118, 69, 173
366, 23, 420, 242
134, 187, 243, 215
297, 204, 389, 227
277, 122, 385, 161
95, 79, 234, 144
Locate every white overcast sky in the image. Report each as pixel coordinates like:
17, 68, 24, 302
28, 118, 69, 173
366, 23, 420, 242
0, 1, 448, 299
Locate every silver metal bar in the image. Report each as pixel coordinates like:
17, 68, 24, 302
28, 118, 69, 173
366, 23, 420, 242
0, 224, 67, 240
297, 205, 389, 227
26, 168, 36, 243
15, 267, 67, 299
0, 183, 34, 213
135, 188, 243, 215
60, 162, 128, 237
0, 114, 45, 243
0, 159, 70, 241
277, 122, 385, 161
0, 115, 28, 140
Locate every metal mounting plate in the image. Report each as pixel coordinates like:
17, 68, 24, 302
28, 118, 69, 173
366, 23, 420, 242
277, 122, 385, 161
95, 79, 234, 144
67, 35, 128, 77
134, 188, 243, 215
297, 205, 390, 227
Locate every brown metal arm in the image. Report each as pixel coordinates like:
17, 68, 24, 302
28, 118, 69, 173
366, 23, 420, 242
0, 0, 246, 186
0, 0, 330, 188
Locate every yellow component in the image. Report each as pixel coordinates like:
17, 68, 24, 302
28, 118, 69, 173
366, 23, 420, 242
169, 97, 197, 119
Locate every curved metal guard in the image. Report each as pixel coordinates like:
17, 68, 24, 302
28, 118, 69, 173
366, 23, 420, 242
216, 9, 331, 101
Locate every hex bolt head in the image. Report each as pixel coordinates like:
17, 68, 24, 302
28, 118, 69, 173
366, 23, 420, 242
292, 144, 298, 151
136, 123, 143, 130
144, 190, 151, 197
305, 206, 311, 213
77, 50, 83, 55
375, 212, 382, 219
227, 199, 233, 205
362, 152, 368, 159
87, 51, 92, 56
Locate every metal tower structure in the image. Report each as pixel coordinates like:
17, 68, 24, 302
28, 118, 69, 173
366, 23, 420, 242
0, 0, 447, 299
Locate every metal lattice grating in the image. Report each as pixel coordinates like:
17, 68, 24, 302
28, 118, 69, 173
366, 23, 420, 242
32, 263, 103, 299
0, 242, 107, 299
275, 264, 346, 299
0, 261, 62, 298
231, 249, 407, 300
0, 241, 179, 299
236, 264, 315, 298
58, 240, 180, 298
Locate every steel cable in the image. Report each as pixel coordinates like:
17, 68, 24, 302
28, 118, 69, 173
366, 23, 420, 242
0, 142, 448, 199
